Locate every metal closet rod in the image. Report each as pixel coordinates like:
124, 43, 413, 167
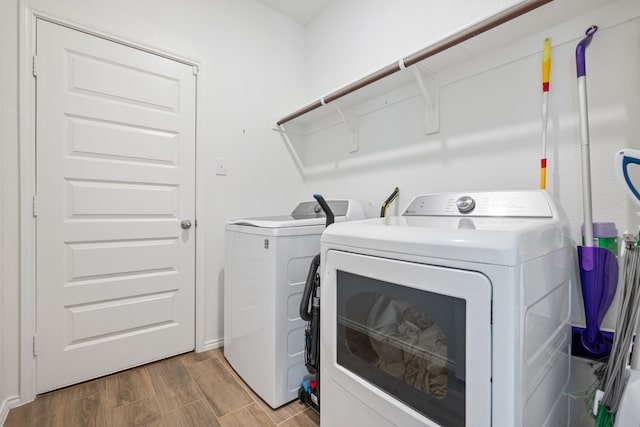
276, 0, 552, 126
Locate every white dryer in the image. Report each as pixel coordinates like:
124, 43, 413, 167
224, 199, 363, 408
319, 191, 573, 427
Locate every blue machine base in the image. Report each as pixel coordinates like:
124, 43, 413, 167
571, 326, 614, 360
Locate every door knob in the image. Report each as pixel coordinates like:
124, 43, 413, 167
181, 219, 192, 230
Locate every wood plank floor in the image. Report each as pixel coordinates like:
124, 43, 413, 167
5, 348, 320, 427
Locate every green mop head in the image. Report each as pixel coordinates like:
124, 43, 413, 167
595, 405, 612, 427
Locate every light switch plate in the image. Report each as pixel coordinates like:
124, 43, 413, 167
214, 158, 227, 176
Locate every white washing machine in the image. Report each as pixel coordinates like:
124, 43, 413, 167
320, 191, 573, 427
224, 199, 364, 408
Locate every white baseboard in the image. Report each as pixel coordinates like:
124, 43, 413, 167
0, 395, 21, 425
202, 338, 223, 352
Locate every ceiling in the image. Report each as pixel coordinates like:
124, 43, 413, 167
255, 0, 334, 25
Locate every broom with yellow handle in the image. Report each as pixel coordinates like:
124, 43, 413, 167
540, 37, 551, 189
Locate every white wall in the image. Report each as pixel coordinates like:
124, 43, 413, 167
305, 0, 524, 99
293, 1, 640, 426
0, 0, 307, 415
0, 0, 21, 421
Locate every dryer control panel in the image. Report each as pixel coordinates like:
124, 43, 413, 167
402, 191, 553, 217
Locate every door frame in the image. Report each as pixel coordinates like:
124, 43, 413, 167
18, 6, 206, 403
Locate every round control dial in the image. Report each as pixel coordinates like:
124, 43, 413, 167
456, 196, 476, 214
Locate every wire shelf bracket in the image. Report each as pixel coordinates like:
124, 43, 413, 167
332, 101, 358, 152
412, 65, 439, 135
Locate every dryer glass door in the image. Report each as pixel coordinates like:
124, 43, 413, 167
323, 250, 491, 427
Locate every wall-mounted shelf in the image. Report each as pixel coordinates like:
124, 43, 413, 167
274, 0, 624, 177
276, 0, 550, 128
274, 62, 441, 158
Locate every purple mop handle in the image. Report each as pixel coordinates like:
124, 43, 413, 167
576, 25, 598, 77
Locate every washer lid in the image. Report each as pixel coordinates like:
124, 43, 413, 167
226, 199, 364, 228
228, 215, 342, 228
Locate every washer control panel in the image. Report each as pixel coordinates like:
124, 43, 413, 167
403, 191, 553, 217
292, 200, 349, 219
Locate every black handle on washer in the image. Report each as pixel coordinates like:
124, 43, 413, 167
313, 194, 334, 228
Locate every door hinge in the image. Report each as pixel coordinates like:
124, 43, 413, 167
32, 55, 38, 77
192, 65, 199, 76
33, 334, 38, 357
32, 195, 39, 217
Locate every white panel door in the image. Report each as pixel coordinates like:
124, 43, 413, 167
35, 19, 196, 393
